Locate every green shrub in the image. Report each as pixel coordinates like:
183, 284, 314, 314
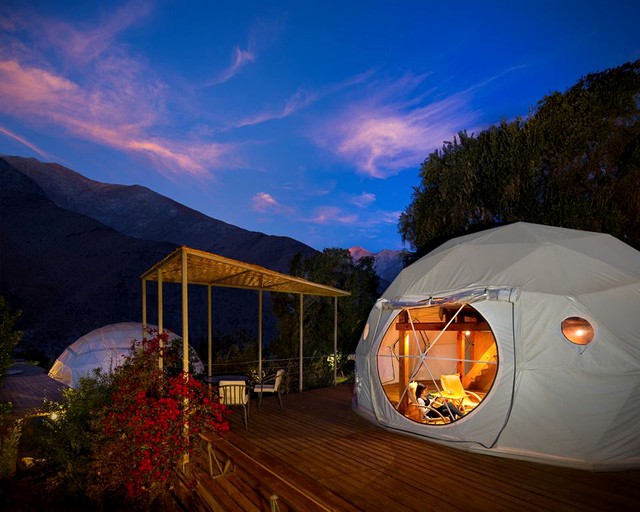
0, 418, 22, 479
36, 370, 113, 497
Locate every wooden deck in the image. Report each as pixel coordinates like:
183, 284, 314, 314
191, 384, 640, 512
3, 368, 638, 511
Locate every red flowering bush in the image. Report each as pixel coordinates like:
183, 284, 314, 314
90, 332, 230, 503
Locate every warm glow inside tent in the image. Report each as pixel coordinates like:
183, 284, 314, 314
49, 322, 204, 388
354, 222, 640, 470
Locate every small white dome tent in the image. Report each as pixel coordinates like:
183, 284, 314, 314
354, 222, 640, 470
49, 322, 205, 388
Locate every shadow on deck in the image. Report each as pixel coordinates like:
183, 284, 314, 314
180, 384, 640, 512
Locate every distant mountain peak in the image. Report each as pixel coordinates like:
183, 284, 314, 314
349, 246, 404, 285
349, 246, 373, 259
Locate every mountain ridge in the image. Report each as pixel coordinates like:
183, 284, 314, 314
0, 156, 313, 359
1, 155, 314, 272
0, 155, 404, 359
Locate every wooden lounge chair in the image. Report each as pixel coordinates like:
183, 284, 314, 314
408, 381, 449, 424
439, 373, 481, 412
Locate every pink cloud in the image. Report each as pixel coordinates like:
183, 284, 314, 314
234, 69, 376, 128
39, 0, 152, 64
320, 93, 479, 178
0, 4, 245, 178
0, 59, 235, 177
306, 205, 400, 229
309, 70, 488, 178
251, 192, 294, 214
308, 206, 359, 225
0, 124, 53, 160
350, 191, 376, 208
0, 60, 77, 104
206, 47, 256, 87
235, 88, 316, 128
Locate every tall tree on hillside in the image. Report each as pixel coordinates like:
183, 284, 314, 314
399, 60, 640, 256
270, 249, 379, 359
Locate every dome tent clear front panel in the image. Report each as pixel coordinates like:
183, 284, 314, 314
376, 303, 498, 425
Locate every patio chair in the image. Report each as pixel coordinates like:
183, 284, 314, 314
439, 373, 481, 412
218, 381, 250, 429
254, 369, 285, 411
407, 381, 449, 424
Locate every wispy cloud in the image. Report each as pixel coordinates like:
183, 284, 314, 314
251, 192, 294, 214
206, 46, 256, 87
0, 58, 236, 177
306, 205, 399, 227
350, 191, 376, 208
0, 5, 242, 178
233, 68, 376, 128
235, 88, 316, 128
22, 0, 152, 64
0, 124, 53, 160
313, 71, 490, 178
308, 206, 359, 225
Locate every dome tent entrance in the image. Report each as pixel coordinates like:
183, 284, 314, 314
354, 222, 640, 470
49, 322, 205, 388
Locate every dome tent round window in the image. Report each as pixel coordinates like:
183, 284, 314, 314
561, 316, 595, 345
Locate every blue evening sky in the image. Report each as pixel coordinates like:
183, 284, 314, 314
1, 1, 638, 252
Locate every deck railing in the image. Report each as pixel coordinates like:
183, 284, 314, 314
206, 353, 353, 393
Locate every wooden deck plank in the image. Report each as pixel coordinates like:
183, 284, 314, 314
215, 384, 640, 512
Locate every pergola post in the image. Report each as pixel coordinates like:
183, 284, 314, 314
181, 249, 189, 375
141, 278, 147, 339
207, 285, 212, 379
299, 294, 304, 393
180, 249, 189, 467
258, 289, 263, 379
333, 296, 338, 386
158, 268, 164, 370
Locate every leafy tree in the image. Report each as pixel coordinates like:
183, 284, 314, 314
400, 60, 640, 256
0, 296, 23, 386
270, 249, 379, 362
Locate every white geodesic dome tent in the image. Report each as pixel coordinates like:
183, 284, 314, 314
49, 322, 204, 388
354, 222, 640, 470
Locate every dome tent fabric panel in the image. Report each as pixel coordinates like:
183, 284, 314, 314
353, 222, 640, 470
49, 322, 204, 388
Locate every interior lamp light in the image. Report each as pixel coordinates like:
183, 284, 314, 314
561, 317, 595, 345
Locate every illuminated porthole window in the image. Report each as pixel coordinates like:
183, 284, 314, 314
561, 317, 595, 345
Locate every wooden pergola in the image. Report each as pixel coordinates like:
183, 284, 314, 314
140, 246, 350, 390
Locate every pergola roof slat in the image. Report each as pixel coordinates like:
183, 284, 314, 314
141, 246, 350, 297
